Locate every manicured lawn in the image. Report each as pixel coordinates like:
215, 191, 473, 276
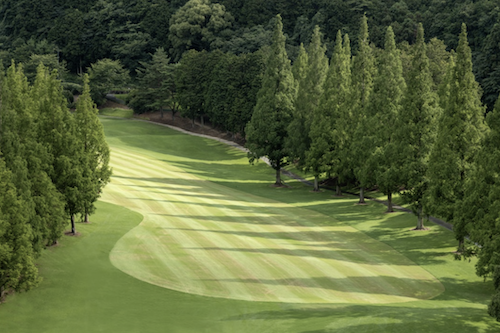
0, 117, 499, 332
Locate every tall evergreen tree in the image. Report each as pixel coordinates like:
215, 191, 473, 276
0, 63, 66, 251
368, 26, 406, 212
308, 31, 352, 195
426, 24, 487, 247
32, 65, 83, 235
351, 15, 376, 204
395, 23, 440, 229
455, 96, 500, 321
245, 15, 295, 186
74, 74, 112, 223
0, 157, 39, 300
287, 26, 328, 191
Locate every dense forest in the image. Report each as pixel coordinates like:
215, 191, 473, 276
2, 0, 500, 321
0, 0, 499, 108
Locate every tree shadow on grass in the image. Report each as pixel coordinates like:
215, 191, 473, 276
186, 245, 442, 266
202, 276, 442, 300
223, 303, 500, 333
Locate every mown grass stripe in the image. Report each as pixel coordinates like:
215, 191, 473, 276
103, 143, 444, 303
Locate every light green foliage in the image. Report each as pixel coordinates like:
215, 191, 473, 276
395, 24, 440, 228
245, 15, 295, 185
0, 158, 39, 298
308, 31, 353, 191
0, 63, 66, 251
74, 74, 112, 222
87, 58, 130, 105
168, 0, 234, 60
426, 37, 450, 89
32, 65, 83, 228
426, 24, 487, 240
368, 26, 406, 211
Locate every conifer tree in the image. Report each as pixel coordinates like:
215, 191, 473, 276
395, 23, 440, 229
74, 74, 112, 223
368, 26, 406, 212
245, 15, 295, 186
0, 157, 39, 300
0, 63, 66, 250
351, 15, 376, 204
32, 65, 83, 235
454, 97, 500, 321
426, 24, 487, 246
308, 31, 352, 195
287, 26, 328, 191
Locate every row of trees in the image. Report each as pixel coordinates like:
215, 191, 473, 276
0, 0, 499, 110
127, 47, 264, 137
246, 14, 500, 319
0, 64, 111, 300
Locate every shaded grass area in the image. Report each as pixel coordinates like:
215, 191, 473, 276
99, 108, 134, 118
0, 118, 499, 332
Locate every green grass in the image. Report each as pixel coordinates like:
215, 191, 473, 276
1, 117, 499, 332
99, 107, 133, 118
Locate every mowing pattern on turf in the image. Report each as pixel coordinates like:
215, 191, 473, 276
102, 145, 444, 304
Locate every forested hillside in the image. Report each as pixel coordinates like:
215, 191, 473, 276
0, 0, 498, 107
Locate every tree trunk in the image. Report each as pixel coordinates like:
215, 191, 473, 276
71, 214, 76, 235
387, 192, 393, 212
335, 178, 342, 196
172, 110, 175, 121
160, 107, 164, 119
275, 160, 282, 186
313, 175, 319, 191
359, 187, 366, 204
458, 239, 465, 253
84, 210, 89, 223
416, 205, 424, 230
200, 115, 204, 127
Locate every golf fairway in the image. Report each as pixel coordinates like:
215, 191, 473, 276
102, 126, 444, 304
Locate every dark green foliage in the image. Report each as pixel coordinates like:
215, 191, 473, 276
205, 52, 264, 136
308, 31, 353, 192
395, 24, 440, 229
175, 50, 224, 124
351, 15, 376, 203
168, 0, 234, 61
245, 15, 295, 185
427, 24, 486, 241
287, 26, 328, 189
455, 97, 500, 321
368, 26, 406, 212
128, 48, 178, 118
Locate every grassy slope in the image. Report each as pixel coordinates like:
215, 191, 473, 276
0, 117, 499, 332
105, 145, 443, 304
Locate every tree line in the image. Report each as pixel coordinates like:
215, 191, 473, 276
0, 64, 111, 301
246, 14, 500, 321
0, 0, 498, 110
